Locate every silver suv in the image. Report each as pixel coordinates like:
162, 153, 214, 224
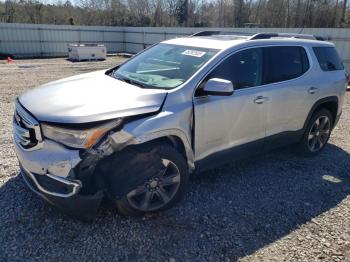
13, 32, 346, 218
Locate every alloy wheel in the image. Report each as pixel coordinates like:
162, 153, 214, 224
307, 115, 331, 152
126, 159, 181, 212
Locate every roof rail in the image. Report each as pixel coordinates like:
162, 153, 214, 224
190, 31, 251, 37
191, 31, 329, 41
191, 31, 221, 37
249, 33, 328, 41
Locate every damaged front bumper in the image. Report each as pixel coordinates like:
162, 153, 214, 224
14, 139, 104, 219
13, 109, 195, 220
20, 166, 103, 220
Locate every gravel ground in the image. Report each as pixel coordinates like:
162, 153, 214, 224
0, 57, 350, 262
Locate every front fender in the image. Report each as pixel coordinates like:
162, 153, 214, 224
100, 110, 195, 172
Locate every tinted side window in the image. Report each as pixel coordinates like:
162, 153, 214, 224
264, 46, 309, 84
207, 48, 263, 89
313, 47, 344, 71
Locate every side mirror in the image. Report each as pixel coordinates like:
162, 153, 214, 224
203, 78, 234, 96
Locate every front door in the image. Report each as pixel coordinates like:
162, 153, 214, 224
193, 47, 267, 169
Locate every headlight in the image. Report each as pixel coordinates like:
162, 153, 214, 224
41, 119, 122, 149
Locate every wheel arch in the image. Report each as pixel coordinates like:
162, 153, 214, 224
303, 96, 339, 131
109, 129, 195, 173
141, 135, 188, 161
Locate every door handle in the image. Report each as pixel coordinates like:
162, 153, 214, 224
254, 96, 268, 104
308, 87, 318, 94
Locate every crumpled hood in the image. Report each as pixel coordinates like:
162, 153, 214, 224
19, 70, 167, 124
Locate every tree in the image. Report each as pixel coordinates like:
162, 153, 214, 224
341, 0, 348, 25
233, 0, 244, 27
176, 0, 188, 25
152, 0, 164, 26
4, 0, 17, 23
0, 0, 349, 28
68, 16, 75, 25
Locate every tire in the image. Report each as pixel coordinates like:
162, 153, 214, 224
297, 108, 333, 156
116, 144, 189, 216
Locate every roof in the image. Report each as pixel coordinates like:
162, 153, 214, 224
163, 37, 246, 50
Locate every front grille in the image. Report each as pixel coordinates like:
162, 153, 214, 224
13, 101, 42, 150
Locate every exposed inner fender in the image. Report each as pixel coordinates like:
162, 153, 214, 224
94, 145, 165, 199
74, 128, 194, 195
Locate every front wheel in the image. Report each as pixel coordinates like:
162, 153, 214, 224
116, 144, 189, 216
298, 109, 333, 156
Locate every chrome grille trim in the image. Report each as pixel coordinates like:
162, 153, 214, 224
15, 101, 42, 141
13, 123, 30, 138
13, 101, 43, 151
14, 131, 31, 146
20, 166, 81, 198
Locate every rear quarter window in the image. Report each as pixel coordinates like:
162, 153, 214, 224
313, 47, 344, 71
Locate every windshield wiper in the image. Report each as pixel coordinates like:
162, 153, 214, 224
115, 75, 148, 89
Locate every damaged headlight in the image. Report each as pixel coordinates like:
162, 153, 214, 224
41, 119, 122, 149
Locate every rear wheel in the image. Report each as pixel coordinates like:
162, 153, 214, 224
116, 144, 189, 216
298, 109, 333, 156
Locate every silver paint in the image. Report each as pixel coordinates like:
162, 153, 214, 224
19, 70, 167, 124
14, 139, 81, 178
13, 37, 346, 198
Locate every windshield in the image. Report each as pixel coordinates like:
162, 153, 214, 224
112, 44, 218, 89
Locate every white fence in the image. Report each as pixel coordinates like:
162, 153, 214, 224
0, 23, 124, 57
1, 23, 350, 70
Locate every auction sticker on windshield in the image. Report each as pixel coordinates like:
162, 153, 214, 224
182, 50, 206, 57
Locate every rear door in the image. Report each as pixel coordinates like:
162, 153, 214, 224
261, 46, 314, 147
